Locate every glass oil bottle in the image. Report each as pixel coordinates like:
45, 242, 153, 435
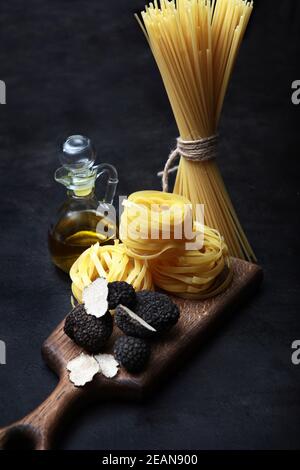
48, 135, 118, 273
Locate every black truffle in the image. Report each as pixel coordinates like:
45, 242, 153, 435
115, 291, 180, 338
64, 305, 113, 353
115, 305, 156, 339
114, 336, 151, 373
107, 281, 136, 310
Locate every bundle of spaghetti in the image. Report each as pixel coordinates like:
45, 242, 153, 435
120, 190, 194, 260
120, 190, 232, 299
70, 241, 153, 303
136, 0, 256, 262
149, 224, 233, 299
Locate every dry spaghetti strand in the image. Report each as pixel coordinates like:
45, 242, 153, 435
136, 0, 256, 262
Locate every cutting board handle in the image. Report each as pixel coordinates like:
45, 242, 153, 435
0, 376, 83, 450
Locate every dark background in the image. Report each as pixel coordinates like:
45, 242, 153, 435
0, 0, 299, 450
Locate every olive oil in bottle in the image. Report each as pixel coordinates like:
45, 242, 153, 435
48, 209, 116, 273
48, 135, 118, 273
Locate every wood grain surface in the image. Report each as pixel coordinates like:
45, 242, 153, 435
0, 258, 263, 450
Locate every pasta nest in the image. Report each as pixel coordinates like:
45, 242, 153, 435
149, 226, 233, 299
70, 241, 153, 303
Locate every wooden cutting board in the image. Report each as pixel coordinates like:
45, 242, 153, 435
0, 259, 263, 450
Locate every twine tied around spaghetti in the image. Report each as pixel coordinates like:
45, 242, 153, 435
158, 135, 218, 193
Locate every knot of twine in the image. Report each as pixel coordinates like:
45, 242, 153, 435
158, 135, 218, 193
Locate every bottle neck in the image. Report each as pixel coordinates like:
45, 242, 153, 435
67, 188, 96, 199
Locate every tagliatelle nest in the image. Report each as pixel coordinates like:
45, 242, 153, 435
70, 241, 153, 303
149, 226, 233, 299
119, 191, 232, 299
120, 190, 194, 260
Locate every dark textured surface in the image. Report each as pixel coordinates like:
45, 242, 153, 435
0, 0, 299, 450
